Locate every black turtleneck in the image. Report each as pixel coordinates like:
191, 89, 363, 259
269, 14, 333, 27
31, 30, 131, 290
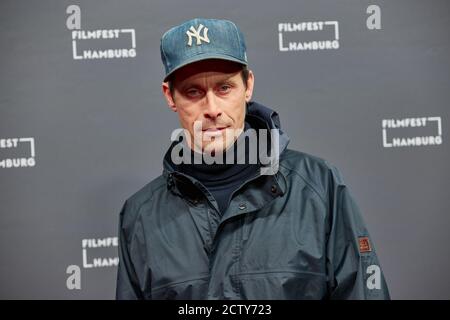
177, 121, 260, 215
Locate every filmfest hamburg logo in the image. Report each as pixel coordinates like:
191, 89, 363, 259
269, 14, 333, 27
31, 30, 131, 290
278, 21, 340, 51
66, 5, 136, 60
278, 7, 382, 52
382, 116, 443, 148
0, 137, 36, 169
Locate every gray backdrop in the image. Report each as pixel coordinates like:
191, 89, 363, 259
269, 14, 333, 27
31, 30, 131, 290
0, 0, 449, 299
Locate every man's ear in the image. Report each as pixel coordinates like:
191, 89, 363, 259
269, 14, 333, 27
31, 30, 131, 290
162, 82, 177, 112
245, 70, 255, 103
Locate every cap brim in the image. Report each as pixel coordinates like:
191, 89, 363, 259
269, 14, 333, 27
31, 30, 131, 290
163, 53, 248, 82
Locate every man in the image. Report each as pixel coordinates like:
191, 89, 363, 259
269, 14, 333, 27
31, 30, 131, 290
116, 18, 390, 300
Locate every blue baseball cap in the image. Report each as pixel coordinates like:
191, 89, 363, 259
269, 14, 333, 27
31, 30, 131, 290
160, 18, 248, 81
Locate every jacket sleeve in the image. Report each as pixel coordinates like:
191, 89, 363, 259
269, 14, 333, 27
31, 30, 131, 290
325, 164, 390, 300
115, 200, 145, 300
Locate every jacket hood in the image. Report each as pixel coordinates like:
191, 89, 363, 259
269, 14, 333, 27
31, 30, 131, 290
245, 100, 290, 153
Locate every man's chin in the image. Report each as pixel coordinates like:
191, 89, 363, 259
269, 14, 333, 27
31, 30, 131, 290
201, 140, 234, 156
202, 144, 225, 156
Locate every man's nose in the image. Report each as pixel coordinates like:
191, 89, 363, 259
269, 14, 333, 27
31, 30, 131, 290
203, 91, 222, 120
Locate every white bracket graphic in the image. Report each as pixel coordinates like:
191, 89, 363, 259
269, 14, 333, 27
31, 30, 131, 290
19, 137, 35, 157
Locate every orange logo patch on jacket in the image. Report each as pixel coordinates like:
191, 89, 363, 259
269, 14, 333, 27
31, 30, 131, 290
359, 237, 372, 253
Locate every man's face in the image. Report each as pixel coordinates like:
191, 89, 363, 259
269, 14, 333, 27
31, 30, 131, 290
162, 59, 254, 154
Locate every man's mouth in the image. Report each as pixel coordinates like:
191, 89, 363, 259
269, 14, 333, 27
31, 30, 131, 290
203, 126, 228, 132
202, 126, 229, 136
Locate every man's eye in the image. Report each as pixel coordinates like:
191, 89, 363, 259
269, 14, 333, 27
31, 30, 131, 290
186, 89, 202, 97
218, 85, 231, 93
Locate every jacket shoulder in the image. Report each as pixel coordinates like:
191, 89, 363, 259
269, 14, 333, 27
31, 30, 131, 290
119, 175, 166, 238
126, 174, 166, 208
279, 148, 345, 204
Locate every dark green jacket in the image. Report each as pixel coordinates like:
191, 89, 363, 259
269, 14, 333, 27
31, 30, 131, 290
116, 101, 390, 300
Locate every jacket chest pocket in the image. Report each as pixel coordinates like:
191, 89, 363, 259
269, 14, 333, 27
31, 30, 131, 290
237, 211, 326, 276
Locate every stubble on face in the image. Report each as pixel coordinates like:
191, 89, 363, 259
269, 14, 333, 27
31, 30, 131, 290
169, 59, 250, 156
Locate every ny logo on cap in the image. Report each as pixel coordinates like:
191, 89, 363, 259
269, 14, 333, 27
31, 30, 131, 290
186, 24, 210, 46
